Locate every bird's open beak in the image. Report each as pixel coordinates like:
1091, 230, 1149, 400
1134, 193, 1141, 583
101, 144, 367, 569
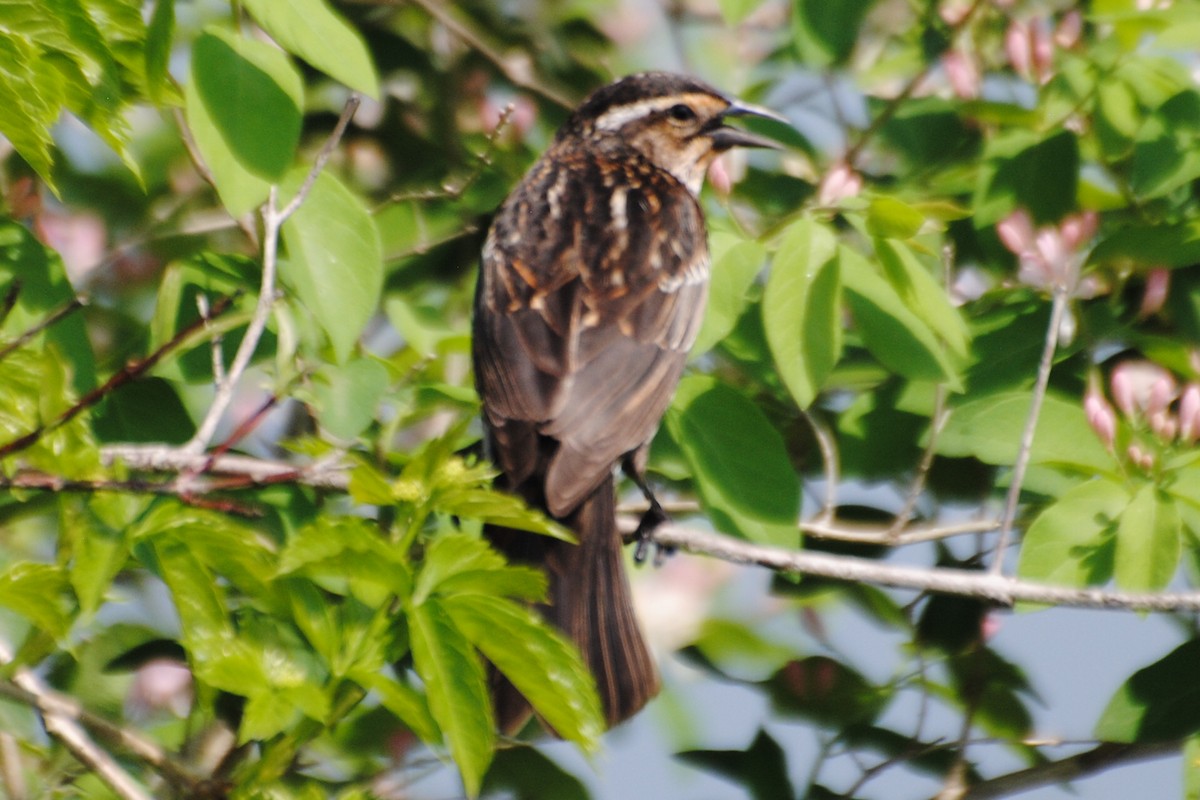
710, 99, 788, 150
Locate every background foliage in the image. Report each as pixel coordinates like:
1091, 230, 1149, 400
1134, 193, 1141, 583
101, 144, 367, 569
2, 0, 1200, 798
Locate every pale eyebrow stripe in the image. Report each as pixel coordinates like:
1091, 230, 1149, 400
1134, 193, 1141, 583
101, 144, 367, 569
593, 93, 721, 131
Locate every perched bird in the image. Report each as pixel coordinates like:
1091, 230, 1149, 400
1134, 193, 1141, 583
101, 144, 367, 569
473, 72, 782, 730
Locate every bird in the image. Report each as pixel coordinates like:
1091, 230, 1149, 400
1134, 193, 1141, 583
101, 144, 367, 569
472, 71, 783, 731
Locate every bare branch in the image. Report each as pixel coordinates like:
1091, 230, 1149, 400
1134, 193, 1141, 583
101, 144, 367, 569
399, 0, 574, 108
0, 295, 86, 363
638, 521, 1200, 612
0, 643, 152, 800
962, 740, 1178, 799
802, 409, 840, 523
990, 286, 1070, 574
185, 94, 360, 455
102, 444, 350, 491
0, 295, 237, 461
277, 94, 361, 222
171, 106, 259, 247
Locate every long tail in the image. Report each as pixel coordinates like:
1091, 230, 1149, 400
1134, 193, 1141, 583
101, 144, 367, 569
489, 474, 660, 732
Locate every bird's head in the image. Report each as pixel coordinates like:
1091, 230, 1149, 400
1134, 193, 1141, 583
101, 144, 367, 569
562, 72, 785, 195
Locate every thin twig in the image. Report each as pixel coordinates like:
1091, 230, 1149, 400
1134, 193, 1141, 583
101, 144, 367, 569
637, 521, 1200, 611
0, 644, 152, 800
185, 95, 360, 455
0, 295, 236, 460
102, 444, 350, 491
0, 731, 26, 800
277, 94, 361, 221
990, 286, 1069, 574
802, 409, 840, 524
172, 106, 259, 247
399, 0, 573, 108
962, 740, 1178, 799
0, 296, 86, 363
889, 384, 950, 539
802, 517, 1000, 546
197, 294, 226, 385
377, 103, 514, 210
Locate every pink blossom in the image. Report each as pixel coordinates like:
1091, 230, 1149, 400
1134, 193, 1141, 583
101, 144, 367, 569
1127, 443, 1155, 470
944, 49, 981, 99
708, 155, 732, 195
817, 162, 863, 206
939, 0, 973, 26
1055, 9, 1083, 48
1031, 18, 1055, 82
1005, 20, 1033, 80
1084, 389, 1117, 448
997, 208, 1036, 255
1180, 383, 1200, 444
1110, 361, 1176, 419
1149, 410, 1177, 442
1111, 366, 1138, 417
1139, 268, 1171, 317
1059, 211, 1098, 250
1148, 374, 1177, 415
125, 658, 193, 719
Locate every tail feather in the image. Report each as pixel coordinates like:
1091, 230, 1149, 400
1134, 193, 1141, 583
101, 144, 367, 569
489, 474, 659, 732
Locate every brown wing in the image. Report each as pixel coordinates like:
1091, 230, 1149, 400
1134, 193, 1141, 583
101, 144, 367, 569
473, 144, 708, 517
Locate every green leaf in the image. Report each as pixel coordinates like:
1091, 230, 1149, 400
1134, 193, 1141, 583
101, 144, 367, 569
875, 238, 969, 358
973, 129, 1079, 226
145, 0, 174, 102
61, 498, 131, 617
0, 32, 61, 187
693, 235, 767, 357
241, 0, 379, 98
666, 376, 800, 546
1090, 220, 1200, 269
768, 656, 887, 725
1017, 478, 1129, 589
0, 562, 72, 639
677, 728, 794, 800
840, 247, 961, 387
151, 539, 229, 636
762, 218, 841, 408
938, 391, 1113, 472
408, 598, 493, 797
443, 594, 604, 750
718, 0, 766, 24
414, 533, 546, 605
280, 169, 383, 364
1114, 484, 1181, 592
311, 357, 389, 440
791, 0, 875, 66
1132, 90, 1200, 199
354, 669, 440, 744
1096, 639, 1200, 742
481, 747, 590, 800
866, 196, 925, 239
186, 27, 304, 214
0, 220, 96, 392
277, 517, 410, 606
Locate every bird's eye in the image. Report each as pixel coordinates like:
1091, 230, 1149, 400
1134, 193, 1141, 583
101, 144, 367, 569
667, 104, 696, 122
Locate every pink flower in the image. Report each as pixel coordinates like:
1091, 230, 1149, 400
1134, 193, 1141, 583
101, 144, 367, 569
1139, 268, 1171, 318
1055, 9, 1083, 48
1005, 20, 1033, 80
997, 209, 1099, 294
997, 208, 1036, 255
1110, 361, 1176, 418
125, 658, 193, 720
944, 49, 981, 99
817, 162, 863, 206
1180, 383, 1200, 444
1084, 389, 1117, 448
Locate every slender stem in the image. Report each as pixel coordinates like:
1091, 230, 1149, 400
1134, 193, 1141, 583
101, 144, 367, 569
889, 387, 950, 539
185, 95, 360, 455
802, 409, 840, 523
990, 287, 1069, 575
0, 296, 86, 363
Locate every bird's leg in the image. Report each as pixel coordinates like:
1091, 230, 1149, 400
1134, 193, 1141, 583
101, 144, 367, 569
622, 451, 674, 565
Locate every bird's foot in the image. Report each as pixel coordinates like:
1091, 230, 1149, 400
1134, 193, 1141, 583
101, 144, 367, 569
632, 500, 674, 566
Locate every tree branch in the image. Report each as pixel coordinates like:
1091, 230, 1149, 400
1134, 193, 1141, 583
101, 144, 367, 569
0, 295, 86, 364
184, 94, 360, 455
634, 521, 1200, 612
990, 286, 1069, 574
962, 740, 1179, 799
399, 0, 574, 108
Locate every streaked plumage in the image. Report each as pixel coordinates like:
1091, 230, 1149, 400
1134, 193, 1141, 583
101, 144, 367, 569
473, 72, 781, 730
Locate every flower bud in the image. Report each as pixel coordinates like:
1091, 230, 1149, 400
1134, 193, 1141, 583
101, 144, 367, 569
1180, 383, 1200, 444
1084, 389, 1117, 448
